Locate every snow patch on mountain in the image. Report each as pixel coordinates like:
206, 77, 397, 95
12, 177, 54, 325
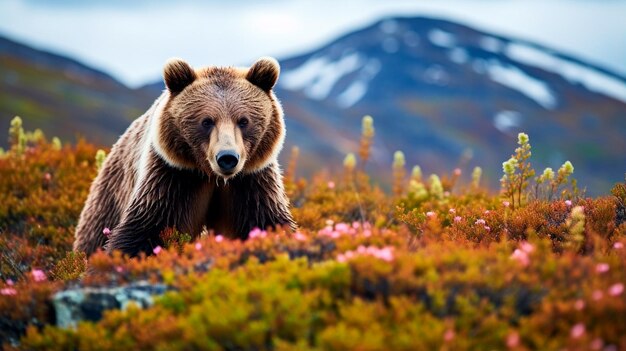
281, 53, 364, 100
448, 48, 468, 64
337, 59, 381, 108
428, 29, 456, 48
382, 37, 399, 53
485, 60, 557, 109
480, 36, 504, 53
507, 43, 626, 103
337, 81, 367, 108
281, 57, 328, 90
493, 110, 522, 134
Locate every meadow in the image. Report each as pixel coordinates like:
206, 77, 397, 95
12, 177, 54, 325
0, 116, 625, 350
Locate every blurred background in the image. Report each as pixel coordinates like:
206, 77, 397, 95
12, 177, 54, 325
1, 0, 625, 194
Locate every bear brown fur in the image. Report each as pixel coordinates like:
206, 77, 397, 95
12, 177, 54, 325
73, 57, 296, 257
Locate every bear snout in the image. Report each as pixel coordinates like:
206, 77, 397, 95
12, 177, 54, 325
216, 150, 240, 173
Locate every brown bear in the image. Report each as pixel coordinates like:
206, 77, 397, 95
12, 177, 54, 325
73, 57, 296, 257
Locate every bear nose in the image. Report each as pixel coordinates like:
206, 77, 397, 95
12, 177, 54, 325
216, 150, 240, 172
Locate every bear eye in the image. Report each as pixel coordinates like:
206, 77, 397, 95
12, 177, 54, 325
237, 118, 249, 128
201, 118, 215, 129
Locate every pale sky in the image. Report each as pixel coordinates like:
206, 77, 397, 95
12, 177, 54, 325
1, 0, 625, 87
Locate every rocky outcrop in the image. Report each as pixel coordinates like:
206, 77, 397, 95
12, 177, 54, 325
52, 281, 171, 328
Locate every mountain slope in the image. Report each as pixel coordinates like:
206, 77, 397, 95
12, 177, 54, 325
275, 17, 626, 193
2, 17, 625, 194
0, 35, 154, 146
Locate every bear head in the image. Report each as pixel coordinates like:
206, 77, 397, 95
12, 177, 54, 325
153, 57, 285, 179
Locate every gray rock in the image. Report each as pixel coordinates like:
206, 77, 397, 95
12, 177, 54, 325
52, 281, 171, 328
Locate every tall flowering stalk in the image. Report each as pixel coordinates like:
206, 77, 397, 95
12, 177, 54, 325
550, 161, 574, 201
410, 165, 422, 183
358, 115, 375, 169
534, 167, 554, 200
344, 153, 357, 183
51, 137, 62, 151
95, 150, 107, 172
565, 205, 585, 252
429, 174, 444, 200
392, 151, 406, 196
501, 133, 535, 209
471, 166, 482, 189
9, 116, 26, 155
408, 165, 427, 200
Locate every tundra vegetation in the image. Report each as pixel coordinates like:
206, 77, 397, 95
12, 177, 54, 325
0, 116, 625, 350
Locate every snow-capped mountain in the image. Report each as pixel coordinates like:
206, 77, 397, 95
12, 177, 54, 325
276, 17, 626, 193
3, 16, 624, 194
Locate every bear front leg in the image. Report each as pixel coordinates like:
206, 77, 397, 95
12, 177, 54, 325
106, 160, 210, 257
231, 162, 296, 238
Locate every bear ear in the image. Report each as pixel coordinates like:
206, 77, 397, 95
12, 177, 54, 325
246, 57, 280, 92
163, 58, 196, 94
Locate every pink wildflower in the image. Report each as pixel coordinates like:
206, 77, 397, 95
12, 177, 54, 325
608, 283, 624, 296
614, 242, 624, 250
318, 225, 333, 237
453, 168, 462, 176
520, 241, 535, 254
375, 247, 394, 262
195, 242, 202, 250
506, 332, 520, 348
595, 263, 610, 274
510, 249, 530, 267
484, 210, 490, 215
484, 226, 491, 231
249, 228, 261, 238
590, 338, 604, 350
574, 299, 585, 310
503, 201, 510, 208
44, 173, 52, 181
31, 269, 46, 282
565, 200, 572, 207
7, 279, 14, 286
592, 290, 603, 301
102, 227, 111, 236
362, 229, 372, 237
352, 221, 361, 229
337, 254, 346, 263
249, 228, 266, 239
570, 323, 585, 339
294, 232, 307, 241
454, 216, 462, 223
335, 222, 350, 233
443, 329, 455, 342
327, 181, 335, 189
115, 266, 124, 273
1, 288, 17, 296
152, 246, 162, 255
475, 219, 486, 225
449, 208, 456, 214
215, 235, 224, 243
426, 211, 436, 219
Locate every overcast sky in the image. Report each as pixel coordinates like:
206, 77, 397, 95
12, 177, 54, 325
1, 0, 625, 87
